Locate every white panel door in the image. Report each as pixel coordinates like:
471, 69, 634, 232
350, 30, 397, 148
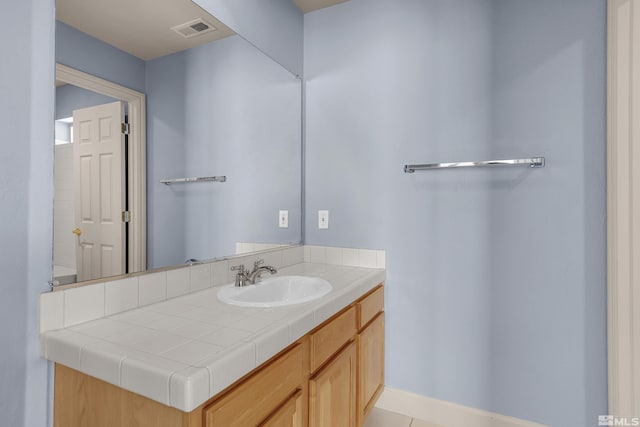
73, 101, 126, 281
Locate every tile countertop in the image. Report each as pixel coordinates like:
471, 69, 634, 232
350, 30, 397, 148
40, 262, 386, 412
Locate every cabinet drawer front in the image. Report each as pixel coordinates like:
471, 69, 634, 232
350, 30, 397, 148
204, 344, 304, 427
260, 390, 303, 427
357, 285, 384, 330
310, 306, 357, 372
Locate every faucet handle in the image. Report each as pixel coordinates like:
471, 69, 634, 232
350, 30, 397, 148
230, 264, 246, 273
253, 259, 264, 269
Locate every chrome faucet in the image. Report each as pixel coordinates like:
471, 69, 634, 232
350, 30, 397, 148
231, 259, 277, 287
247, 259, 277, 284
230, 264, 250, 287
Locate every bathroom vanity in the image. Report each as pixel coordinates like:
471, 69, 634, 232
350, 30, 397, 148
42, 256, 385, 427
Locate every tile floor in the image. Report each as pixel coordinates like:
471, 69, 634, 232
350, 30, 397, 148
364, 407, 445, 427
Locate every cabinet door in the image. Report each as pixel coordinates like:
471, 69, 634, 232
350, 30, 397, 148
358, 313, 384, 422
260, 390, 303, 427
204, 344, 304, 427
309, 341, 356, 427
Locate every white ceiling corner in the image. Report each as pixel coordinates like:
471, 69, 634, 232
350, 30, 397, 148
56, 0, 235, 60
293, 0, 351, 14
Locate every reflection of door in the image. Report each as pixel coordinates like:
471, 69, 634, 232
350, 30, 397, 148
73, 101, 126, 281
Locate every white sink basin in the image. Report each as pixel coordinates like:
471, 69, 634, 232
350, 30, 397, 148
217, 275, 332, 308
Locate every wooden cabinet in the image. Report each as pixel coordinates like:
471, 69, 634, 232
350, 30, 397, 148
357, 313, 384, 422
54, 364, 189, 427
309, 342, 357, 427
203, 343, 305, 427
260, 390, 304, 427
54, 283, 384, 427
309, 306, 356, 372
356, 286, 384, 330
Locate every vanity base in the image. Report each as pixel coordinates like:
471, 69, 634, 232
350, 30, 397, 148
54, 283, 385, 427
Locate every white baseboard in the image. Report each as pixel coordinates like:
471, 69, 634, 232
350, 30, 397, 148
375, 387, 549, 427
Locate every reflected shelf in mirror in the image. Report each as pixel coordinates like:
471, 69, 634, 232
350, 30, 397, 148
160, 176, 227, 185
52, 0, 303, 288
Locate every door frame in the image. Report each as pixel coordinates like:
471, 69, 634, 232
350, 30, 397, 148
607, 0, 640, 417
56, 63, 147, 274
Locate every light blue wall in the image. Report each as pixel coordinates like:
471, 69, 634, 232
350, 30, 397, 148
0, 0, 55, 426
193, 0, 303, 76
304, 0, 606, 426
55, 85, 117, 120
1, 1, 608, 426
146, 35, 301, 268
56, 21, 146, 93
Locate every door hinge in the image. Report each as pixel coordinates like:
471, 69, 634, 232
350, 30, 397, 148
122, 211, 131, 223
121, 122, 130, 135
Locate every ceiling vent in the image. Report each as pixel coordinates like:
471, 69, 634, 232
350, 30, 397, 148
171, 18, 217, 39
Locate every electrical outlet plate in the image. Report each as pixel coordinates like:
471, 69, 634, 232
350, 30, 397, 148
279, 210, 288, 228
318, 210, 329, 229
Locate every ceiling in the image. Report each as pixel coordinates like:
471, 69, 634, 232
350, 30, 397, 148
294, 0, 350, 14
56, 0, 235, 60
56, 0, 351, 61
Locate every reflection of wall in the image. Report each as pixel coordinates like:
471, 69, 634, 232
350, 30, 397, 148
146, 35, 301, 269
304, 0, 606, 426
56, 21, 146, 93
193, 0, 303, 76
56, 84, 116, 120
53, 144, 75, 272
56, 22, 302, 271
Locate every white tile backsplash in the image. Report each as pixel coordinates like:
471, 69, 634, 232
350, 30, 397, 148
342, 248, 360, 267
105, 277, 139, 316
211, 260, 231, 287
40, 291, 64, 333
377, 250, 387, 268
304, 245, 386, 269
166, 268, 190, 299
64, 283, 105, 327
282, 246, 304, 267
41, 245, 384, 335
139, 271, 167, 306
359, 249, 378, 268
261, 249, 283, 270
309, 246, 327, 264
190, 264, 211, 292
326, 246, 343, 265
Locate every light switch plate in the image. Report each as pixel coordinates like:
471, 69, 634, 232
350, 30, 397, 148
279, 210, 288, 228
318, 210, 329, 229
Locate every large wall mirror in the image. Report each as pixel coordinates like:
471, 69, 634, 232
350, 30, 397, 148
52, 0, 302, 285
